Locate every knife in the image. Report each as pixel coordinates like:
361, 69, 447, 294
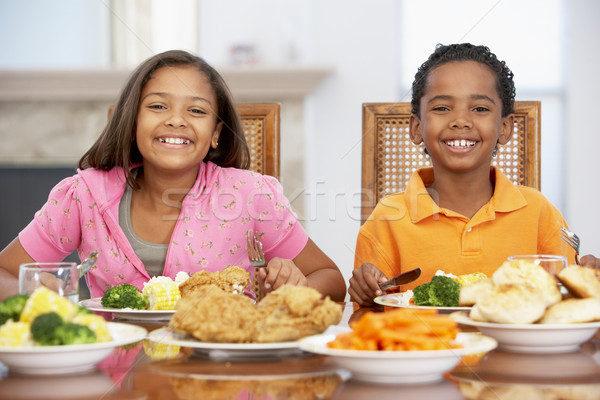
378, 268, 421, 291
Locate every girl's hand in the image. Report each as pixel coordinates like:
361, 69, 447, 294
348, 262, 388, 306
259, 257, 308, 294
580, 254, 600, 269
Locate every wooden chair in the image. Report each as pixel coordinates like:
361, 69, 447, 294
361, 101, 541, 224
238, 103, 280, 180
108, 102, 280, 180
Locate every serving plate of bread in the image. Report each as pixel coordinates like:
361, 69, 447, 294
452, 259, 600, 353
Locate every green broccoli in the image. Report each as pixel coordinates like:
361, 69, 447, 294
412, 276, 461, 307
101, 283, 149, 310
31, 312, 64, 346
0, 294, 30, 323
54, 323, 97, 345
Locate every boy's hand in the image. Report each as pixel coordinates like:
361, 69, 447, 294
349, 262, 388, 306
580, 254, 600, 269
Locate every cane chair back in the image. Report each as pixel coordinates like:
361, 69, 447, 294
361, 101, 541, 223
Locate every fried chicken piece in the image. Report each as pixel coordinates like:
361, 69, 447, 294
253, 285, 343, 343
179, 266, 250, 298
169, 285, 258, 343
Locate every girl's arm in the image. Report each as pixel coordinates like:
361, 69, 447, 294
260, 238, 347, 301
0, 238, 35, 300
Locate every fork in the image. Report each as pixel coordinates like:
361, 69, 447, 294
560, 226, 581, 265
247, 231, 267, 300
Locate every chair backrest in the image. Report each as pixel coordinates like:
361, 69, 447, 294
108, 102, 281, 180
238, 103, 280, 180
361, 101, 541, 224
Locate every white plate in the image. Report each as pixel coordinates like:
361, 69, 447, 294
0, 322, 147, 375
374, 293, 471, 314
147, 327, 302, 359
80, 298, 175, 321
451, 311, 600, 353
297, 326, 497, 384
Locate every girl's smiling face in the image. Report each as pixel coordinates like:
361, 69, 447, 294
409, 60, 513, 176
135, 65, 222, 177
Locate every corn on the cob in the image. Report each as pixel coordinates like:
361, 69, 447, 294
453, 272, 488, 286
142, 339, 181, 360
19, 286, 79, 323
142, 277, 181, 310
72, 313, 112, 342
0, 320, 32, 347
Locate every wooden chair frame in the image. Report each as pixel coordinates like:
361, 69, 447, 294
238, 103, 280, 180
361, 101, 541, 224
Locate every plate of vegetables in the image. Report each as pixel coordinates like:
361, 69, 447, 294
374, 272, 485, 313
0, 287, 147, 374
80, 278, 182, 321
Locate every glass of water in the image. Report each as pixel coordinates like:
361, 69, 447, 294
507, 254, 567, 275
19, 262, 79, 303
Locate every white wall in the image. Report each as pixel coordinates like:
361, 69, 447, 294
564, 0, 600, 257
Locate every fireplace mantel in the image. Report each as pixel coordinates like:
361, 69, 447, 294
0, 67, 333, 102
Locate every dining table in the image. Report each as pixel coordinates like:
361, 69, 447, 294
0, 301, 599, 400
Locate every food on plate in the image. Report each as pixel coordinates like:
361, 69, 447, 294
170, 284, 258, 343
101, 283, 149, 310
254, 285, 343, 343
557, 264, 600, 299
540, 298, 600, 324
466, 260, 600, 324
458, 381, 600, 400
0, 287, 111, 347
327, 308, 461, 351
169, 284, 342, 343
492, 259, 561, 306
458, 279, 493, 306
413, 275, 462, 307
470, 283, 547, 324
179, 266, 250, 297
143, 276, 181, 310
452, 272, 488, 286
0, 294, 29, 325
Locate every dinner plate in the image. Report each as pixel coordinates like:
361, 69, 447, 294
80, 298, 175, 321
374, 293, 471, 314
0, 322, 147, 375
451, 311, 600, 353
297, 326, 497, 384
147, 327, 303, 359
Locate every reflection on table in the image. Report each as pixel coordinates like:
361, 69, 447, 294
0, 302, 598, 400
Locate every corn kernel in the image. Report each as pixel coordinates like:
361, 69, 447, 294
20, 286, 79, 323
0, 320, 32, 347
72, 313, 112, 342
142, 278, 181, 310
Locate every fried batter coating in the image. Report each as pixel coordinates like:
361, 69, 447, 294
169, 285, 258, 343
254, 285, 343, 343
179, 266, 250, 298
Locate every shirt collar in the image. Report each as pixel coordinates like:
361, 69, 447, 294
405, 167, 527, 223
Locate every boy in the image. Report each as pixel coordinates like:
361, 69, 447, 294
350, 43, 598, 306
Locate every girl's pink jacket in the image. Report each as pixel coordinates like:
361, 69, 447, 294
19, 162, 308, 298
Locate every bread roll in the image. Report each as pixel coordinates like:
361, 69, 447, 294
557, 265, 600, 299
492, 260, 561, 306
540, 298, 600, 324
459, 279, 493, 306
470, 283, 546, 324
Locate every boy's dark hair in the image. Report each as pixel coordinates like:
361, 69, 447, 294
79, 50, 250, 189
411, 43, 515, 118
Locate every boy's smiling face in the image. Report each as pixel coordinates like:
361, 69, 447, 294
409, 60, 513, 177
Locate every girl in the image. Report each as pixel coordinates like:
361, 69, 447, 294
0, 50, 346, 302
349, 43, 598, 306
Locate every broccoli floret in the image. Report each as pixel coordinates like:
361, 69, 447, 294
76, 304, 92, 315
54, 323, 96, 345
101, 283, 149, 310
0, 314, 10, 326
412, 276, 461, 307
31, 312, 64, 346
412, 282, 432, 306
0, 294, 30, 322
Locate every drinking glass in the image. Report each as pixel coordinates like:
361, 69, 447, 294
506, 254, 567, 275
19, 262, 79, 303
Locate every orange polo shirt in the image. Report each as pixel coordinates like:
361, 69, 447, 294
354, 167, 576, 290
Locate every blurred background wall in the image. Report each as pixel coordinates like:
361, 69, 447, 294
0, 0, 598, 292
